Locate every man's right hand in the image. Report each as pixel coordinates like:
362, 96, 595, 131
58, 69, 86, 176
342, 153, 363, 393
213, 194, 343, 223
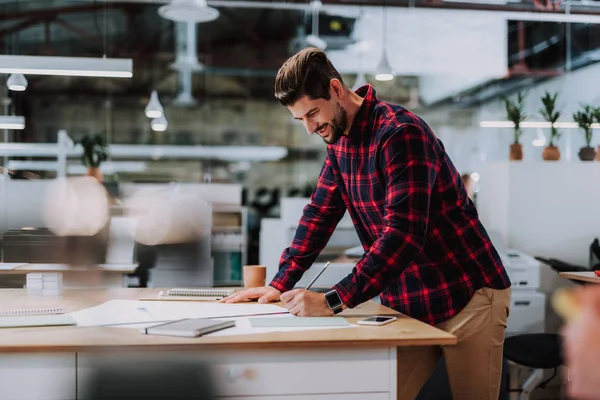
219, 286, 281, 304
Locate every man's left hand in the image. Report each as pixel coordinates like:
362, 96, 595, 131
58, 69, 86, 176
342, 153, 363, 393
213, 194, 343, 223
280, 289, 333, 317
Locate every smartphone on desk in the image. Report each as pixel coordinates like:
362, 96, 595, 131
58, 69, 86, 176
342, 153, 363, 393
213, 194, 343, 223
357, 316, 397, 326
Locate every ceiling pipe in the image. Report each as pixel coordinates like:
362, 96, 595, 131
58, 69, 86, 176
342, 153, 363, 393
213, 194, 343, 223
172, 21, 202, 106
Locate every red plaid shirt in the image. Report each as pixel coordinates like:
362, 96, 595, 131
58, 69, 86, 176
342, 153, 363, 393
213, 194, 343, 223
269, 84, 511, 326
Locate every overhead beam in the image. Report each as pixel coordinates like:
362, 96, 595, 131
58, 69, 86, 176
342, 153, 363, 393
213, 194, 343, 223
0, 17, 51, 40
53, 18, 126, 56
0, 3, 135, 21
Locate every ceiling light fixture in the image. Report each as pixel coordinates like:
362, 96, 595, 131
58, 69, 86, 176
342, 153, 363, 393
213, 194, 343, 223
151, 115, 169, 132
375, 7, 394, 82
6, 74, 27, 91
0, 55, 132, 78
0, 116, 25, 130
145, 91, 164, 119
306, 0, 327, 50
159, 0, 220, 23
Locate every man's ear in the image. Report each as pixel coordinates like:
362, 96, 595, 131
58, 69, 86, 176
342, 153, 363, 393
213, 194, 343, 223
330, 79, 343, 99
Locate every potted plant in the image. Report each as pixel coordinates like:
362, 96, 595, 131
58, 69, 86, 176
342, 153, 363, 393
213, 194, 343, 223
502, 91, 527, 160
540, 91, 561, 161
79, 133, 108, 181
573, 104, 596, 161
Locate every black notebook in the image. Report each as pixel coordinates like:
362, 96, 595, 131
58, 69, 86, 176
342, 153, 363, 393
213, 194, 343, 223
141, 318, 235, 338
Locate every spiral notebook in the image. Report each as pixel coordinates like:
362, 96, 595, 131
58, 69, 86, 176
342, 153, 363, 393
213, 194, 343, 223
141, 318, 235, 338
139, 288, 236, 302
0, 307, 65, 317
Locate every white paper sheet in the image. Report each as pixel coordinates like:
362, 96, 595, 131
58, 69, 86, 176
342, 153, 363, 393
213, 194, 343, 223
205, 315, 354, 337
70, 300, 166, 327
69, 300, 289, 327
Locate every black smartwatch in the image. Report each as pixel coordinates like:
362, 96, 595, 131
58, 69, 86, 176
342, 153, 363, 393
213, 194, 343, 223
324, 289, 343, 314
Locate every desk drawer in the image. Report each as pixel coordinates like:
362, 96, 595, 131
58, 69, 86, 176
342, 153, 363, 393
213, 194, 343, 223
505, 265, 540, 289
217, 394, 389, 400
212, 348, 392, 396
78, 348, 395, 398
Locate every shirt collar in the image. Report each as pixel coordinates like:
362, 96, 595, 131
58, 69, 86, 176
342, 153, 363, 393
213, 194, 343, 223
347, 84, 379, 144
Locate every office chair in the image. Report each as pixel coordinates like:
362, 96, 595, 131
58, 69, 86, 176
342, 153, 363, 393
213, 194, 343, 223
503, 333, 563, 400
503, 252, 579, 399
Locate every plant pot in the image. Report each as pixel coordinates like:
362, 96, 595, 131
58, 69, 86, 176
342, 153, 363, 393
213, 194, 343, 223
542, 145, 561, 161
596, 145, 600, 161
85, 167, 103, 181
579, 146, 596, 161
509, 143, 523, 161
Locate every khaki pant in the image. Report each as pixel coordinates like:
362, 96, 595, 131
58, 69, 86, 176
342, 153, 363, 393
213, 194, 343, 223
396, 286, 511, 400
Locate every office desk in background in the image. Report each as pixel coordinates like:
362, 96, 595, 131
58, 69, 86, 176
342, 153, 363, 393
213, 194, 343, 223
0, 263, 137, 289
559, 271, 600, 284
0, 288, 456, 400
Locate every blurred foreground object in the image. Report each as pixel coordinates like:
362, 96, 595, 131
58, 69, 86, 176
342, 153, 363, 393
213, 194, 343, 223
554, 287, 600, 400
43, 177, 110, 237
125, 185, 211, 246
83, 360, 216, 400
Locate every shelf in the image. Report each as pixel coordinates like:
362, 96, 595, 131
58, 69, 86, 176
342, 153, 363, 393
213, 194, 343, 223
212, 227, 242, 233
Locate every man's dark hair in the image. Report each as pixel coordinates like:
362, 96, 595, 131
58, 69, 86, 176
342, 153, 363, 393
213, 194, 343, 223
274, 47, 345, 107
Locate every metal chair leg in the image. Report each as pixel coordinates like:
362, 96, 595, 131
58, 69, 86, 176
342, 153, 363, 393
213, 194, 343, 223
519, 369, 545, 400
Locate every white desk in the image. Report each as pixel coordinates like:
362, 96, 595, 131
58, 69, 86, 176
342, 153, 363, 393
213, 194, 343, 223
0, 288, 456, 400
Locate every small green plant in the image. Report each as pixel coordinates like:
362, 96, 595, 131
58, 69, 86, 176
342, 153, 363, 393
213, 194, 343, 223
539, 91, 561, 147
573, 104, 595, 147
593, 106, 600, 126
79, 133, 108, 168
502, 91, 527, 145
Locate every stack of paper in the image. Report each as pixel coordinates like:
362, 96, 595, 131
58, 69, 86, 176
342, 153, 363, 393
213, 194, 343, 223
26, 273, 63, 296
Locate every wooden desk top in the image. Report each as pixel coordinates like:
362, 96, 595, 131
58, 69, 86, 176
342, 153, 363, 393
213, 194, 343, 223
0, 288, 456, 353
559, 271, 600, 284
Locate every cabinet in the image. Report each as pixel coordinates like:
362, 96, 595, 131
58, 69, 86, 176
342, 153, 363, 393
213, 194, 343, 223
0, 353, 75, 400
77, 348, 396, 400
212, 205, 247, 286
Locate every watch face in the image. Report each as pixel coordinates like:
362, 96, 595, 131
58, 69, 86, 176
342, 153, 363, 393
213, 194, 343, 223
325, 290, 342, 309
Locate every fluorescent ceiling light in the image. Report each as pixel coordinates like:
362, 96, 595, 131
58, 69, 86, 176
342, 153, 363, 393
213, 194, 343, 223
6, 74, 27, 91
151, 115, 169, 132
0, 55, 133, 78
0, 116, 25, 130
0, 143, 289, 162
6, 161, 147, 173
480, 120, 600, 129
145, 90, 164, 118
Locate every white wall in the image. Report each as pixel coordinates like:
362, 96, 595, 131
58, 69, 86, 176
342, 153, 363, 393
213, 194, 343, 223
478, 162, 600, 266
327, 8, 507, 96
474, 62, 600, 163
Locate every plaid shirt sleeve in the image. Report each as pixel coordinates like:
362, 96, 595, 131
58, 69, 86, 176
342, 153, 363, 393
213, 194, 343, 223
332, 124, 441, 308
269, 154, 346, 292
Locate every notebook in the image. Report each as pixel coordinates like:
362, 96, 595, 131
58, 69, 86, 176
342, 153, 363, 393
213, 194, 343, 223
0, 307, 65, 316
139, 288, 236, 302
249, 317, 350, 328
167, 288, 235, 297
0, 314, 76, 328
141, 318, 235, 338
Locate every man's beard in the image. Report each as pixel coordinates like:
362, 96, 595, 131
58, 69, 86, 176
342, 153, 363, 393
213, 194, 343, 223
321, 102, 348, 145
